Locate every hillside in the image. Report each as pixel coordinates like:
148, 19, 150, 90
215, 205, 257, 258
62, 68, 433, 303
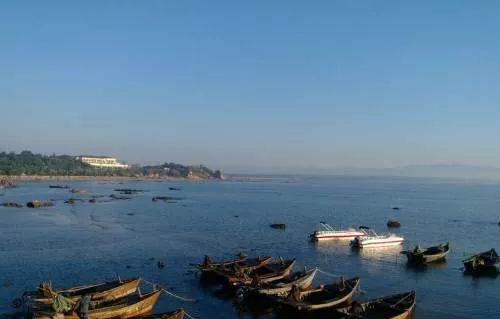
0, 151, 223, 179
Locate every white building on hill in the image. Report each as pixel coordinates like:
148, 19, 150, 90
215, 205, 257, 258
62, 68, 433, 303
77, 155, 129, 169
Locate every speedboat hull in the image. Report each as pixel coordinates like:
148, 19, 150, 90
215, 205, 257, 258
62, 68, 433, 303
313, 230, 366, 241
351, 235, 404, 248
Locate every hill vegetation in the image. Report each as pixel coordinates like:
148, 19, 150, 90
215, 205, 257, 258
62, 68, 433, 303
0, 151, 223, 179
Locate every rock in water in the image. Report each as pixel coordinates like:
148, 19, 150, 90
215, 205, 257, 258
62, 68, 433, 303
26, 200, 53, 208
270, 223, 286, 230
2, 202, 23, 208
387, 219, 401, 228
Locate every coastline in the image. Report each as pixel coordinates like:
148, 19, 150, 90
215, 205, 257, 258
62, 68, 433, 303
1, 175, 221, 183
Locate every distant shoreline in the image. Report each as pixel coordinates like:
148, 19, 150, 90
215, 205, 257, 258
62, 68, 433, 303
1, 175, 219, 182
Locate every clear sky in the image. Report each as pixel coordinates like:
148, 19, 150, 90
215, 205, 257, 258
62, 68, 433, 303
1, 1, 500, 172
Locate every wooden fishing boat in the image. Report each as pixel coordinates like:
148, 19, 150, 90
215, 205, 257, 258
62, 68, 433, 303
198, 255, 272, 273
220, 259, 296, 286
463, 248, 499, 275
310, 223, 366, 241
272, 277, 360, 311
137, 308, 185, 319
24, 278, 140, 306
401, 242, 450, 264
255, 268, 318, 297
335, 290, 416, 319
33, 290, 161, 319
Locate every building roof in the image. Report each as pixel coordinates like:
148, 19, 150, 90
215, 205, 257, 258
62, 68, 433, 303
79, 155, 114, 159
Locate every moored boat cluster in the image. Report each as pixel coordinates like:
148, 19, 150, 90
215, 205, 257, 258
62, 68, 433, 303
310, 222, 499, 275
12, 278, 185, 319
197, 253, 416, 318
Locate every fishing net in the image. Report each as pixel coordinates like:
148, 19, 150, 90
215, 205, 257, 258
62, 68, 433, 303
52, 294, 74, 313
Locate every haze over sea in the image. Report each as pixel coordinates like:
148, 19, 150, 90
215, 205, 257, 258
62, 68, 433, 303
0, 175, 498, 318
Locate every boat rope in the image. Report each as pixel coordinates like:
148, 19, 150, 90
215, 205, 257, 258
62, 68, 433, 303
317, 268, 365, 294
141, 279, 197, 303
161, 288, 197, 302
317, 268, 342, 278
184, 311, 197, 319
389, 293, 411, 308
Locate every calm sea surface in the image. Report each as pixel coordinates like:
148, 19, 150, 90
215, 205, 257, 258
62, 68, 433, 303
0, 176, 499, 318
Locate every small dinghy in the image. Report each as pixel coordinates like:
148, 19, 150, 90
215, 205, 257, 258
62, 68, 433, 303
350, 228, 403, 248
335, 290, 416, 319
272, 277, 360, 311
254, 268, 318, 297
463, 248, 499, 275
401, 243, 450, 264
310, 223, 366, 241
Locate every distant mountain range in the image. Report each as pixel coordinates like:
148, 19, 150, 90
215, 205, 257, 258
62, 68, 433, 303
226, 164, 500, 180
293, 164, 500, 180
329, 164, 500, 180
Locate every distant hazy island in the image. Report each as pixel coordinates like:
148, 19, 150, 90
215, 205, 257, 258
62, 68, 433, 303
0, 151, 224, 180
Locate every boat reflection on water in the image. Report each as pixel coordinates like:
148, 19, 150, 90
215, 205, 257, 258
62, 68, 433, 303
352, 245, 402, 263
311, 238, 352, 255
405, 259, 448, 273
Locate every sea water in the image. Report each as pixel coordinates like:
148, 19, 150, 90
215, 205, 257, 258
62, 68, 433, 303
0, 176, 499, 318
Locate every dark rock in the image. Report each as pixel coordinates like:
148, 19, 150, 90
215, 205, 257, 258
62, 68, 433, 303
169, 187, 181, 191
114, 189, 144, 194
27, 200, 53, 208
392, 207, 400, 210
152, 196, 180, 202
70, 188, 87, 194
2, 202, 23, 208
127, 213, 135, 216
89, 198, 96, 203
233, 215, 239, 218
49, 185, 69, 189
110, 194, 131, 200
270, 223, 286, 230
387, 219, 401, 227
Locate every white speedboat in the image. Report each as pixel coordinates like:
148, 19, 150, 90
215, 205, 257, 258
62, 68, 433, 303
350, 228, 404, 248
310, 223, 366, 241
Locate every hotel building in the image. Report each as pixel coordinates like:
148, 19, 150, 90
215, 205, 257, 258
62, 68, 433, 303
77, 155, 129, 169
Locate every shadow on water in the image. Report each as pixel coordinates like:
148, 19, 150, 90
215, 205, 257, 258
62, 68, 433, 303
405, 259, 448, 273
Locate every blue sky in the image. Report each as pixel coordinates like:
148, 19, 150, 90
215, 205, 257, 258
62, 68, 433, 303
1, 1, 500, 172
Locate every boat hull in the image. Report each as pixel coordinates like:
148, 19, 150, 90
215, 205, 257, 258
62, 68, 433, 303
222, 259, 296, 286
335, 290, 416, 319
403, 243, 450, 264
34, 291, 161, 319
24, 278, 141, 310
256, 268, 317, 297
313, 231, 366, 241
352, 239, 404, 248
274, 277, 360, 312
